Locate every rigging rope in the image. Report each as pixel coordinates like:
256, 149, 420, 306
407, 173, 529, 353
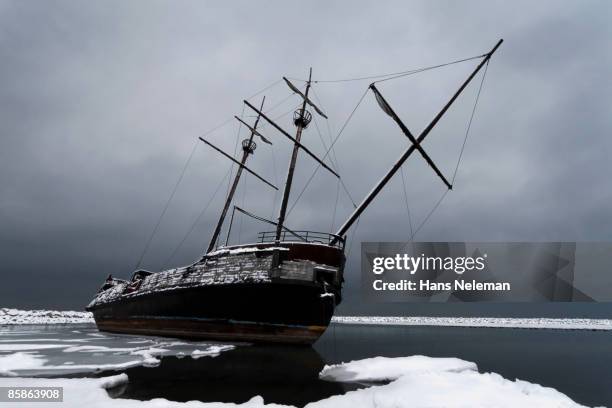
312, 89, 346, 233
345, 215, 362, 259
401, 58, 490, 243
137, 54, 489, 267
285, 87, 368, 217
312, 115, 340, 172
373, 54, 485, 84
162, 167, 232, 268
134, 78, 287, 269
227, 104, 246, 198
409, 189, 449, 241
134, 141, 199, 269
330, 177, 341, 233
287, 54, 485, 84
269, 144, 280, 220
246, 78, 283, 100
399, 166, 414, 239
234, 206, 307, 242
283, 52, 489, 223
237, 173, 247, 244
451, 60, 489, 184
315, 90, 344, 177
311, 89, 342, 171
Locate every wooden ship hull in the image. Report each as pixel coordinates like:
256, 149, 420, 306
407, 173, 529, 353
86, 240, 344, 345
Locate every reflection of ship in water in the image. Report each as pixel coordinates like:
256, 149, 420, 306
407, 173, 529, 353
111, 345, 358, 407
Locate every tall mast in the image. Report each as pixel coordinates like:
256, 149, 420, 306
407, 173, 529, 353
274, 68, 314, 241
331, 39, 503, 244
207, 96, 266, 253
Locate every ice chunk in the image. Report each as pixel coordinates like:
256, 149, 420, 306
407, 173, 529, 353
191, 345, 235, 359
319, 355, 476, 382
0, 308, 94, 325
0, 355, 588, 407
0, 375, 291, 407
0, 344, 70, 351
313, 356, 587, 408
0, 352, 47, 376
97, 373, 129, 389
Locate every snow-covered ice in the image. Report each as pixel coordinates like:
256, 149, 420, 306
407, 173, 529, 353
311, 356, 587, 408
0, 309, 603, 406
0, 343, 73, 351
0, 352, 47, 376
0, 325, 236, 376
319, 355, 477, 383
192, 345, 236, 359
0, 308, 94, 325
0, 374, 290, 407
0, 355, 589, 407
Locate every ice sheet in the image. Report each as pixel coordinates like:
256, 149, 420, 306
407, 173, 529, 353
0, 325, 236, 376
0, 355, 589, 407
313, 356, 587, 407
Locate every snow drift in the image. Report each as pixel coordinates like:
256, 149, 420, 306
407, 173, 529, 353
0, 355, 589, 407
0, 308, 94, 325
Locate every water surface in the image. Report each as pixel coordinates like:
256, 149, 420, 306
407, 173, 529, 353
1, 323, 610, 407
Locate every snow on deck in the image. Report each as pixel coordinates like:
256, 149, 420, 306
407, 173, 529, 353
205, 246, 289, 257
332, 315, 612, 331
0, 355, 588, 407
87, 248, 276, 308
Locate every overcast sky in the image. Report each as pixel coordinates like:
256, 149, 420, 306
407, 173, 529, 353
1, 0, 611, 315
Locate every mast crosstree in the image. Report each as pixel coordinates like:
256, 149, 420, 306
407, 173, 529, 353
243, 68, 338, 242
201, 39, 501, 250
202, 96, 274, 253
331, 39, 503, 244
275, 68, 314, 241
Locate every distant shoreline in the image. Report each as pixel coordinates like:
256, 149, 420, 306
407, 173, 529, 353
332, 315, 612, 331
2, 308, 611, 331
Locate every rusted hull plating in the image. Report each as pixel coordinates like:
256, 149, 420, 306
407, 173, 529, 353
95, 317, 327, 345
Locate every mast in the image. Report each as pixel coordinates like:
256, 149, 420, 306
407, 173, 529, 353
274, 68, 314, 241
206, 96, 266, 253
331, 39, 503, 244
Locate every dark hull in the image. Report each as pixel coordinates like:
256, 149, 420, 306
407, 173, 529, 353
90, 280, 335, 345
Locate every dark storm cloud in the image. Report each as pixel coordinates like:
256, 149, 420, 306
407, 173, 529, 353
1, 0, 611, 315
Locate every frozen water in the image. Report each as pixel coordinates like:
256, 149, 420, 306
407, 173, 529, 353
312, 356, 587, 408
0, 309, 604, 406
191, 345, 236, 359
0, 308, 94, 324
0, 374, 291, 407
319, 355, 477, 382
0, 354, 588, 407
0, 324, 235, 376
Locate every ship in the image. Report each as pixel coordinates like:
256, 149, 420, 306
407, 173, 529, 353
86, 40, 502, 344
